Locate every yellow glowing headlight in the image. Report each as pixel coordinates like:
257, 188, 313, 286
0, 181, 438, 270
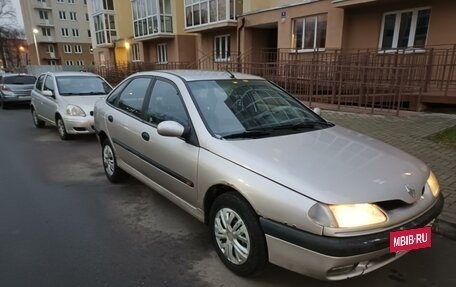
427, 171, 440, 197
328, 204, 387, 228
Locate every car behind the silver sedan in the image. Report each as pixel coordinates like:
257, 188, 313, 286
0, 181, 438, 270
93, 70, 443, 280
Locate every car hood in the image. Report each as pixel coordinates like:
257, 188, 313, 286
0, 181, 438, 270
60, 95, 107, 114
205, 126, 429, 204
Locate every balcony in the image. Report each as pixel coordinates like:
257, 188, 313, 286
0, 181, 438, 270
184, 0, 242, 33
36, 19, 54, 27
35, 35, 56, 43
132, 0, 174, 40
332, 0, 378, 8
32, 1, 52, 10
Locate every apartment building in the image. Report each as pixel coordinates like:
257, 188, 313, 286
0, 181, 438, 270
20, 0, 94, 66
88, 0, 197, 66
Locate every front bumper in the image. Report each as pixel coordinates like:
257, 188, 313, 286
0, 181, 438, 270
1, 95, 31, 103
261, 193, 444, 280
62, 116, 96, 135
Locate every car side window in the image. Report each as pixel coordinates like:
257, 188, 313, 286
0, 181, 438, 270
107, 79, 130, 105
146, 79, 188, 127
35, 75, 45, 91
117, 77, 151, 118
43, 76, 55, 94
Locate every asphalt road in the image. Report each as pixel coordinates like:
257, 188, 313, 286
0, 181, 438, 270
1, 106, 455, 287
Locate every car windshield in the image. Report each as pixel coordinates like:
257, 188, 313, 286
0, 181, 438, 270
4, 75, 36, 85
56, 76, 112, 96
188, 80, 331, 139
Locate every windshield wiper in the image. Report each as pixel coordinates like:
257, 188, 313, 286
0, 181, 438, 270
270, 121, 333, 131
222, 130, 272, 139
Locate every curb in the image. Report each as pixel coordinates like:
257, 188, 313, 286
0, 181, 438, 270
433, 218, 456, 240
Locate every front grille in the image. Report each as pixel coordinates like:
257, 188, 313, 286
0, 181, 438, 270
12, 90, 31, 96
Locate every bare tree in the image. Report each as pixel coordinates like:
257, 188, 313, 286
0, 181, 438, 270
0, 0, 20, 70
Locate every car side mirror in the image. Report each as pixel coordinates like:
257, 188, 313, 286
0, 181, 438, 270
157, 121, 185, 138
313, 107, 321, 116
42, 90, 54, 98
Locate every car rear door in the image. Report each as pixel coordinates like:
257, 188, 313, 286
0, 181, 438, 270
138, 78, 199, 206
104, 76, 153, 173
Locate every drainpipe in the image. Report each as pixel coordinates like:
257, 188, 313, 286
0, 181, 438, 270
237, 17, 245, 72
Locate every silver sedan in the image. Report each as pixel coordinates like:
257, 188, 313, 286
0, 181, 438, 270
94, 70, 443, 280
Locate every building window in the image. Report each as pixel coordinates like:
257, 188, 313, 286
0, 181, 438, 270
41, 27, 51, 36
214, 35, 230, 61
131, 43, 141, 61
131, 0, 173, 38
93, 13, 117, 45
76, 60, 84, 66
292, 14, 327, 52
74, 45, 82, 53
86, 13, 89, 21
64, 44, 72, 53
92, 0, 114, 13
47, 44, 55, 53
57, 0, 63, 3
59, 11, 66, 20
185, 0, 236, 28
68, 0, 75, 4
84, 0, 87, 4
72, 28, 80, 37
69, 12, 77, 21
39, 10, 48, 20
157, 43, 167, 64
380, 7, 431, 50
48, 60, 57, 65
88, 29, 91, 37
61, 28, 69, 37
66, 60, 74, 65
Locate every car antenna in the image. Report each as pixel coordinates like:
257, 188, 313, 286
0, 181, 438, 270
226, 69, 236, 79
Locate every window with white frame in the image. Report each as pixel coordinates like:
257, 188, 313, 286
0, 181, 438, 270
157, 43, 168, 64
76, 60, 84, 66
64, 44, 72, 53
185, 0, 236, 28
47, 44, 55, 53
380, 7, 431, 50
292, 14, 327, 52
62, 28, 69, 37
39, 10, 48, 20
93, 13, 117, 45
48, 60, 57, 65
86, 13, 89, 21
59, 11, 66, 20
72, 28, 79, 37
57, 0, 64, 3
92, 0, 114, 13
68, 0, 75, 4
41, 27, 51, 36
214, 35, 230, 61
131, 43, 141, 61
131, 0, 173, 38
88, 29, 91, 37
69, 12, 77, 21
74, 45, 82, 53
66, 60, 74, 65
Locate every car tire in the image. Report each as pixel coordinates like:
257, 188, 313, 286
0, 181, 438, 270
102, 139, 125, 183
56, 116, 70, 140
31, 108, 45, 128
209, 192, 268, 276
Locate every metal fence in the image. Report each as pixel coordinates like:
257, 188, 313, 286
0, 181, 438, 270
89, 45, 456, 115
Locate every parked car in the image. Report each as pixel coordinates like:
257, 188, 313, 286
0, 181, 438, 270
31, 71, 112, 140
0, 73, 37, 109
94, 70, 443, 280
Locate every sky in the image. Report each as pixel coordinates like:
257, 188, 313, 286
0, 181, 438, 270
11, 0, 24, 28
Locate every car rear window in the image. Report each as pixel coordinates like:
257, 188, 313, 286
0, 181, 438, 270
4, 76, 36, 85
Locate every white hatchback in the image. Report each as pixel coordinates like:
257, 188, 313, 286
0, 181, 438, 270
31, 72, 112, 140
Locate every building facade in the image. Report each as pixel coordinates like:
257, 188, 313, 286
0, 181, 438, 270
88, 0, 197, 66
20, 0, 94, 67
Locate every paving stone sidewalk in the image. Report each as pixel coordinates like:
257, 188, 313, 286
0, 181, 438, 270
322, 110, 456, 239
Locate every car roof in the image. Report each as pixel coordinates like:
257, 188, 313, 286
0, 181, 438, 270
45, 71, 99, 77
134, 70, 265, 82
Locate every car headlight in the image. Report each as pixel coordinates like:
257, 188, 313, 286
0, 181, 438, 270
427, 171, 440, 197
66, 105, 86, 117
309, 203, 387, 228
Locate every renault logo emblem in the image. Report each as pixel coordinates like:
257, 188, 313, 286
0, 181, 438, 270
405, 185, 417, 199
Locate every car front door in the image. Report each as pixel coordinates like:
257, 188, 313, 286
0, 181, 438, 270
40, 75, 58, 124
104, 76, 153, 173
139, 78, 199, 206
31, 74, 46, 118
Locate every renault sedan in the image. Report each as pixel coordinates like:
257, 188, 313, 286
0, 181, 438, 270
31, 72, 112, 140
93, 70, 443, 280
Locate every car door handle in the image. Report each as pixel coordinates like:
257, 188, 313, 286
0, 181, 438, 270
107, 115, 113, 122
141, 132, 150, 141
